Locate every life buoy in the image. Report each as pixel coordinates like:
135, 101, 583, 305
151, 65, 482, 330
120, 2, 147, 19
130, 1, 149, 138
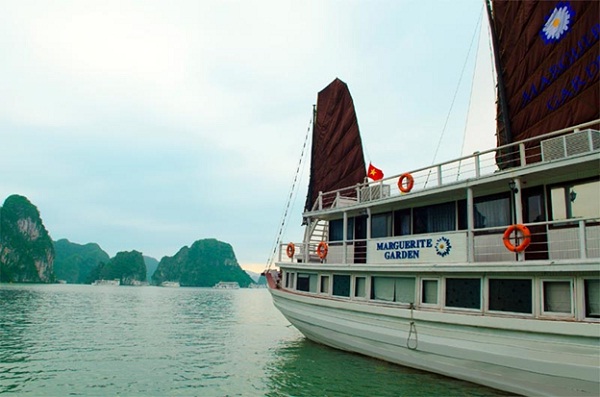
316, 241, 328, 259
398, 173, 414, 193
503, 224, 531, 252
286, 242, 295, 258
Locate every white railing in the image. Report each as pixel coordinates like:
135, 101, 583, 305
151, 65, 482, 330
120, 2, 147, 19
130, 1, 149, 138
278, 218, 600, 265
310, 122, 599, 212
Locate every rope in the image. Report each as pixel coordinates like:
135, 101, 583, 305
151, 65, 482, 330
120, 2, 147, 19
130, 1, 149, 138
425, 6, 483, 188
406, 303, 418, 350
457, 6, 485, 180
265, 118, 312, 269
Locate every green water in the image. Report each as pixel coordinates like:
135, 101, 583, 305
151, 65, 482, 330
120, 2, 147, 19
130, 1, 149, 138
0, 284, 510, 396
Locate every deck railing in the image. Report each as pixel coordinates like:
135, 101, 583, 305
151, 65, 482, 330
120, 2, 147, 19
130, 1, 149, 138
278, 217, 600, 265
310, 123, 599, 212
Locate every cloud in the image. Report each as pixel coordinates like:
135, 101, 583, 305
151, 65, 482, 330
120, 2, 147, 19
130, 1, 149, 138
0, 0, 490, 268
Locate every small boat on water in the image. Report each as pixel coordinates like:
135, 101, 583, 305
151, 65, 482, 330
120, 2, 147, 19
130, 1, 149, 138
265, 1, 599, 396
213, 281, 240, 289
91, 279, 120, 286
160, 281, 180, 288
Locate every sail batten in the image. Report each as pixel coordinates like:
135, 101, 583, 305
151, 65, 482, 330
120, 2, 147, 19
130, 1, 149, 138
304, 78, 367, 212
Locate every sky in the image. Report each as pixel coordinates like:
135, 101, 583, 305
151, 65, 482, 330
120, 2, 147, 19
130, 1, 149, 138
0, 0, 496, 273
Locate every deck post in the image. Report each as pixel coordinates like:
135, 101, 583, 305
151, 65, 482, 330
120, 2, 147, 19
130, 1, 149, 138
513, 178, 525, 261
467, 187, 475, 262
578, 220, 587, 259
343, 212, 348, 264
519, 143, 526, 166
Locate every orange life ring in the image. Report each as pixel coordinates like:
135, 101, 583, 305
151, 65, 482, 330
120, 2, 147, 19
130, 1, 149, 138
316, 241, 328, 259
398, 173, 414, 193
286, 242, 295, 258
503, 224, 531, 252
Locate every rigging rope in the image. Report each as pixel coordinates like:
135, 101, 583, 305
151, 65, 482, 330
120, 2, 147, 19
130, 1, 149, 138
457, 6, 485, 180
265, 118, 312, 270
425, 5, 483, 187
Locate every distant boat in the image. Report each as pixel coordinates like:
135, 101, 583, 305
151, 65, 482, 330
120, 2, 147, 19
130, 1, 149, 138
265, 1, 600, 396
213, 281, 239, 289
91, 279, 120, 286
160, 281, 180, 288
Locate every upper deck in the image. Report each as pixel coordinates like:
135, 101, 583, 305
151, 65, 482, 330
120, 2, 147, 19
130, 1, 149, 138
280, 123, 600, 269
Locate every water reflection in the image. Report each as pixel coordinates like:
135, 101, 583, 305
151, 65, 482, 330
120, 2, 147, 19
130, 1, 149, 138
1, 284, 513, 396
265, 337, 513, 397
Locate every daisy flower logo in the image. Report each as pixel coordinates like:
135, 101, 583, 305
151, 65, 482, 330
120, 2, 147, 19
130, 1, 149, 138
435, 237, 451, 258
540, 2, 574, 44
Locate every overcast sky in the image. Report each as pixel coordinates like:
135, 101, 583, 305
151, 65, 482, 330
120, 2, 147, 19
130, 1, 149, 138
1, 0, 495, 273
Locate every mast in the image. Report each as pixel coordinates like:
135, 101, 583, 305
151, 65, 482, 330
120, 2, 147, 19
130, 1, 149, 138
485, 0, 513, 147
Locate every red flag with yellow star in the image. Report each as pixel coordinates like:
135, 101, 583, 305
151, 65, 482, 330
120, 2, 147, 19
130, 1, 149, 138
367, 163, 384, 181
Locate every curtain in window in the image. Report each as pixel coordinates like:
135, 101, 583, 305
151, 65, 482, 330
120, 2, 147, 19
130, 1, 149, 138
543, 281, 571, 312
309, 274, 318, 293
355, 277, 366, 297
422, 280, 438, 304
474, 198, 510, 228
395, 278, 415, 303
585, 279, 600, 317
372, 277, 394, 301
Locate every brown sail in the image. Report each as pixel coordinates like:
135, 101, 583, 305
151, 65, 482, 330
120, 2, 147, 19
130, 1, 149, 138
304, 78, 367, 212
489, 0, 599, 158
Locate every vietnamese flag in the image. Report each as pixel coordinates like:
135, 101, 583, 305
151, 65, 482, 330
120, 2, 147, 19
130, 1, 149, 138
367, 163, 384, 181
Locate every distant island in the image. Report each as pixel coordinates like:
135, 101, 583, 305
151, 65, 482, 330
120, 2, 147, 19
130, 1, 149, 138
0, 194, 256, 286
152, 239, 254, 288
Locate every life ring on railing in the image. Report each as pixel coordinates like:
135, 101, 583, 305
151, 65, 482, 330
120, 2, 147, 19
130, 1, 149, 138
286, 242, 295, 258
316, 241, 329, 259
502, 224, 531, 252
398, 173, 414, 193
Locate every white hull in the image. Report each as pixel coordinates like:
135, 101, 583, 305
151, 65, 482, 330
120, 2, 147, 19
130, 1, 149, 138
270, 286, 599, 396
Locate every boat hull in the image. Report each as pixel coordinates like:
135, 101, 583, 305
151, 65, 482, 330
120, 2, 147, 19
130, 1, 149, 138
269, 285, 600, 397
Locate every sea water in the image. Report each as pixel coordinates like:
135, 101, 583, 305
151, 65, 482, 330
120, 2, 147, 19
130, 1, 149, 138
0, 284, 511, 396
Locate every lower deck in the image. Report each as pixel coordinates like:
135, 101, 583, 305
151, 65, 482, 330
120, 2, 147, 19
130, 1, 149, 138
275, 266, 600, 325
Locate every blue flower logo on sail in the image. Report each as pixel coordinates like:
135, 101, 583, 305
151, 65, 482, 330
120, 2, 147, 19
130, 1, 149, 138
435, 237, 451, 257
540, 2, 574, 44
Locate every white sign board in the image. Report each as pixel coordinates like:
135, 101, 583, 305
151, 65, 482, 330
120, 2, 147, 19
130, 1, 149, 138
367, 232, 467, 264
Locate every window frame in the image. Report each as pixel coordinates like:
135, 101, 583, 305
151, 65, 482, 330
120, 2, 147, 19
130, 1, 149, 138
540, 279, 574, 317
420, 278, 440, 308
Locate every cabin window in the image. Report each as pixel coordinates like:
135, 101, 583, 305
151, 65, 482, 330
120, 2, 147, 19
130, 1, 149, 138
421, 279, 439, 305
371, 277, 415, 303
329, 219, 344, 241
584, 279, 600, 318
285, 272, 295, 289
330, 217, 355, 241
296, 273, 317, 293
488, 278, 532, 314
320, 275, 330, 294
371, 212, 392, 238
542, 280, 572, 314
354, 276, 366, 298
457, 199, 468, 230
550, 179, 600, 221
473, 194, 511, 228
445, 278, 481, 309
413, 202, 455, 234
393, 209, 411, 236
332, 275, 351, 297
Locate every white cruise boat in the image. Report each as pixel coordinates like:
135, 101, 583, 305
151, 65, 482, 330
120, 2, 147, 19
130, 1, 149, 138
160, 281, 180, 288
91, 279, 120, 286
213, 281, 240, 289
265, 2, 599, 396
